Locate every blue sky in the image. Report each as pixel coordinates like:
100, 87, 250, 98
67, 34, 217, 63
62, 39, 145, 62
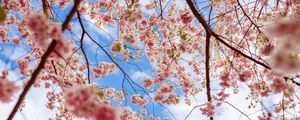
0, 0, 298, 120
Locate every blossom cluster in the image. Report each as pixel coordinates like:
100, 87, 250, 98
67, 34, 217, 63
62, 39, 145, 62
93, 62, 117, 78
0, 70, 19, 103
27, 13, 74, 59
153, 82, 180, 105
64, 84, 118, 120
131, 94, 148, 106
3, 0, 300, 119
200, 102, 214, 117
270, 76, 295, 97
266, 19, 300, 74
101, 88, 125, 102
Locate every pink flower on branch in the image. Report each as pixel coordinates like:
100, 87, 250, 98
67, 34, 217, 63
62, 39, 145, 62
0, 71, 19, 103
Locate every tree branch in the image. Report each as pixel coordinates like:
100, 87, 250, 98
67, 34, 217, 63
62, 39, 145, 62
159, 0, 163, 19
77, 12, 91, 84
205, 32, 213, 120
7, 0, 81, 119
186, 0, 270, 70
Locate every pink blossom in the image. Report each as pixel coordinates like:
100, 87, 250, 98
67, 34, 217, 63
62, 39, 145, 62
0, 77, 19, 103
113, 91, 125, 101
49, 24, 62, 40
18, 56, 31, 76
139, 109, 147, 115
159, 82, 175, 94
260, 43, 274, 56
46, 91, 56, 109
64, 85, 98, 110
44, 82, 51, 88
51, 37, 75, 60
93, 62, 117, 78
58, 0, 70, 9
64, 84, 99, 116
258, 114, 272, 120
99, 14, 114, 24
110, 40, 123, 54
27, 12, 51, 49
274, 105, 281, 113
95, 104, 119, 120
270, 77, 294, 96
200, 103, 214, 117
123, 34, 136, 44
12, 36, 21, 45
239, 71, 252, 82
143, 79, 154, 88
3, 0, 21, 12
150, 115, 160, 120
180, 12, 193, 24
162, 93, 179, 105
2, 70, 8, 79
120, 107, 139, 120
64, 84, 120, 119
104, 88, 115, 98
0, 27, 8, 42
131, 94, 148, 106
145, 2, 156, 10
260, 0, 268, 6
220, 71, 230, 88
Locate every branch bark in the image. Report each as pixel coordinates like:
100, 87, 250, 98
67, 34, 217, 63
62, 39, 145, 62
7, 0, 81, 119
205, 33, 213, 120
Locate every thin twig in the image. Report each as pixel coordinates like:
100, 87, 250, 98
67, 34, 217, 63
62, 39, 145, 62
186, 0, 270, 70
77, 12, 91, 84
223, 101, 251, 120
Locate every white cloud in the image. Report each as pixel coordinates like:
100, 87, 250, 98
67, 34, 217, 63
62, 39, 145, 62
0, 58, 57, 119
165, 81, 280, 120
132, 71, 151, 81
165, 92, 207, 120
84, 15, 118, 41
0, 82, 57, 120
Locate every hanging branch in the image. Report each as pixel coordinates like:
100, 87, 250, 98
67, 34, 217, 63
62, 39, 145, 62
186, 0, 300, 87
7, 0, 81, 119
205, 33, 213, 120
236, 0, 262, 33
159, 0, 163, 19
186, 0, 270, 70
77, 11, 91, 84
185, 104, 206, 120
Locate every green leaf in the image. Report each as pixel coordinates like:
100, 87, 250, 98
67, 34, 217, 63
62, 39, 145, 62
283, 92, 290, 97
180, 34, 187, 41
172, 46, 177, 51
97, 91, 104, 99
123, 44, 127, 49
128, 4, 133, 9
178, 29, 187, 41
168, 53, 174, 58
0, 7, 7, 23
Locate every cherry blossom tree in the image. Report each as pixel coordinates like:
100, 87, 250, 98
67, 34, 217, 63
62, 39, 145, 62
1, 0, 300, 120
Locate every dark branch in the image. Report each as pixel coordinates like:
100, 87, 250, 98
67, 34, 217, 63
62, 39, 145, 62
186, 0, 270, 70
205, 32, 213, 120
7, 0, 81, 119
77, 11, 91, 84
